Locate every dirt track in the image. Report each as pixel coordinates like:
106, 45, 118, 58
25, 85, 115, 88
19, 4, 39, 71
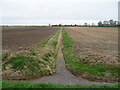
2, 27, 58, 51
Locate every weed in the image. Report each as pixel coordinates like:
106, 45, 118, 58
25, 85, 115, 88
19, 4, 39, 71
52, 41, 57, 49
29, 49, 37, 56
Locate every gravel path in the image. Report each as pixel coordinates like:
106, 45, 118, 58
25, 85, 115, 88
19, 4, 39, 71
28, 31, 110, 85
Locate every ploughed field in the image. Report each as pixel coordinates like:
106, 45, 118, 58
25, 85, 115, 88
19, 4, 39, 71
2, 27, 58, 51
2, 27, 60, 80
63, 27, 119, 82
65, 27, 118, 66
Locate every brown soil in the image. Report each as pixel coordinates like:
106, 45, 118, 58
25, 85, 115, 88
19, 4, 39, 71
65, 27, 119, 83
3, 29, 60, 81
2, 26, 59, 80
2, 27, 58, 51
65, 27, 118, 66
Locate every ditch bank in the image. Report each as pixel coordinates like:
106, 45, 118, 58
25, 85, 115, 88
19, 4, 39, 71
2, 30, 60, 80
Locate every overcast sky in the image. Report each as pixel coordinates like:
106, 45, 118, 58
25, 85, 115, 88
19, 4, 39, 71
0, 0, 119, 25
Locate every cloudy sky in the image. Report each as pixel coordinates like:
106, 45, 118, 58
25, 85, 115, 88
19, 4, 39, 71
0, 0, 119, 25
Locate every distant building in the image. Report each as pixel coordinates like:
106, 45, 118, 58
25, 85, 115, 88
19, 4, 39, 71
97, 20, 118, 27
103, 20, 109, 26
109, 20, 117, 26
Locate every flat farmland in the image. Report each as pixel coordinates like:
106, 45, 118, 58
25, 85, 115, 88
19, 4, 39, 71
65, 27, 118, 65
2, 27, 58, 51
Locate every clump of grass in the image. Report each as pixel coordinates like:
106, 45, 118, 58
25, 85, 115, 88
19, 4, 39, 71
3, 56, 33, 70
42, 52, 55, 61
62, 29, 119, 77
28, 49, 37, 56
3, 56, 41, 72
37, 32, 57, 48
52, 41, 57, 49
2, 80, 119, 88
43, 53, 51, 61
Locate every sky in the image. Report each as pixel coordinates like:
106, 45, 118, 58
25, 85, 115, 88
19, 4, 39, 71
0, 0, 119, 25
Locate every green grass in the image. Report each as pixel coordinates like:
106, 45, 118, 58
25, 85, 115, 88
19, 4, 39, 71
37, 35, 53, 48
3, 56, 41, 72
2, 80, 119, 88
0, 54, 2, 60
3, 56, 33, 70
37, 30, 58, 48
52, 41, 57, 49
62, 29, 119, 77
2, 55, 49, 75
28, 49, 37, 56
42, 52, 54, 61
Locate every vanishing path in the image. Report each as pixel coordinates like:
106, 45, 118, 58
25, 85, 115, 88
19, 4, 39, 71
28, 30, 109, 85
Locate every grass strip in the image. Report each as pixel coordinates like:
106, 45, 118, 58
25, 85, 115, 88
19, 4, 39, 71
36, 29, 60, 48
62, 28, 119, 77
2, 80, 119, 88
36, 32, 56, 48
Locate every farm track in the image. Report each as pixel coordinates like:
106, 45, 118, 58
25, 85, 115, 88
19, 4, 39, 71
28, 29, 110, 85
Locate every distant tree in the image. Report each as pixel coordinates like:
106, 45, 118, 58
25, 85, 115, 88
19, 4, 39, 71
98, 21, 103, 26
92, 23, 95, 26
59, 24, 62, 26
84, 23, 87, 26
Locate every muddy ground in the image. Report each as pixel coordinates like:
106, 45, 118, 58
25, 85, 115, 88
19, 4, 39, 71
2, 27, 58, 51
65, 27, 118, 66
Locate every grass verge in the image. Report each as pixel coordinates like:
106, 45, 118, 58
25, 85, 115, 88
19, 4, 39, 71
36, 31, 57, 48
2, 80, 119, 88
62, 29, 119, 82
2, 29, 60, 80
